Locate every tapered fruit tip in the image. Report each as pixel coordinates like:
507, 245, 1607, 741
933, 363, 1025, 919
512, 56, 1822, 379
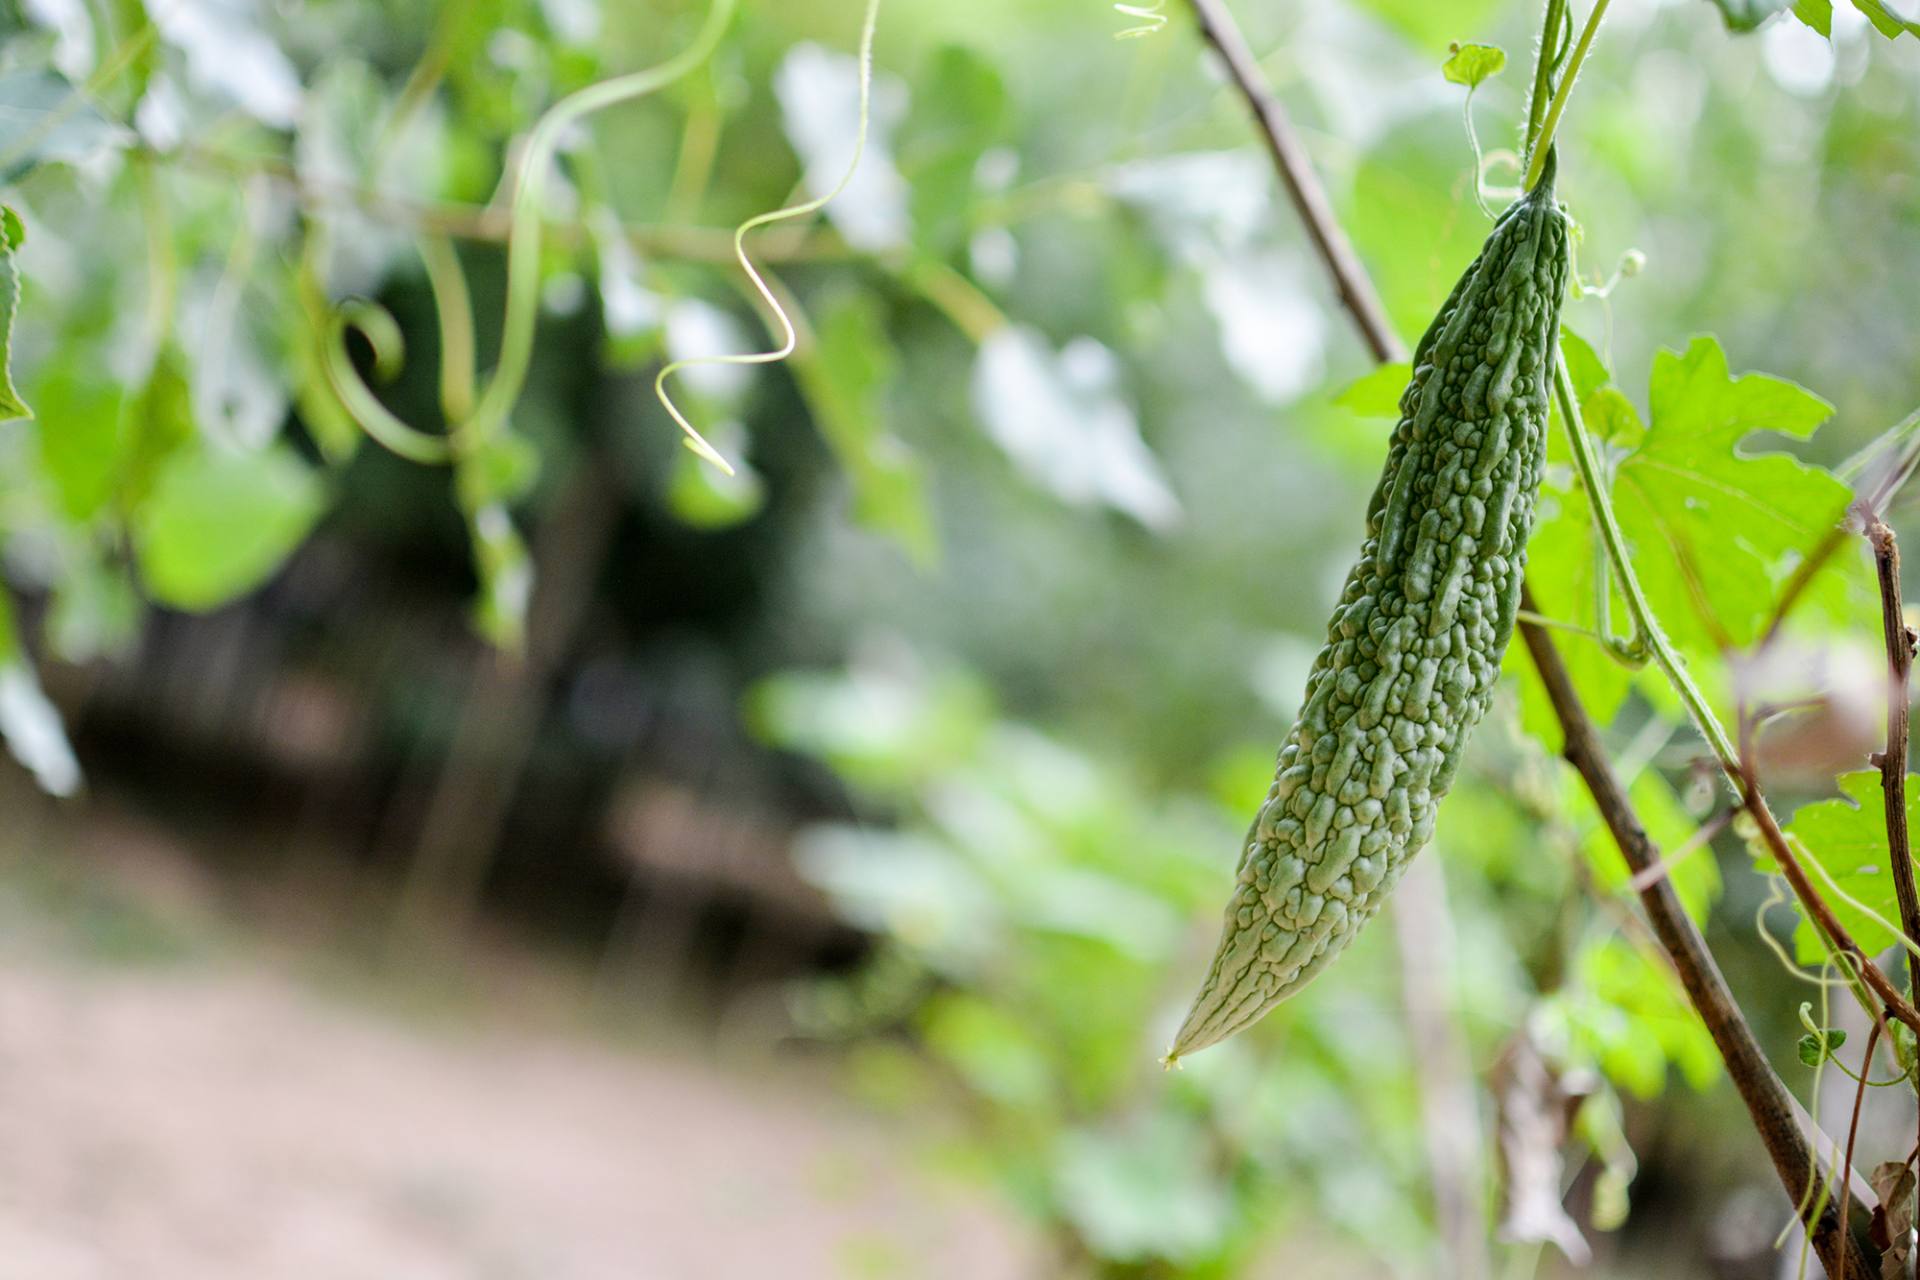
1161, 1050, 1182, 1072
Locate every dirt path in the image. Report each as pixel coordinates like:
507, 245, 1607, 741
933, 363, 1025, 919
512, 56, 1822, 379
0, 925, 1027, 1279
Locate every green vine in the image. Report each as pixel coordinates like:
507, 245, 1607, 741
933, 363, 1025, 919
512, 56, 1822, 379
1525, 0, 1611, 189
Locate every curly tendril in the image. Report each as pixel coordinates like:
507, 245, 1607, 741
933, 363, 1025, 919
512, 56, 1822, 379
653, 0, 885, 477
1112, 2, 1168, 39
324, 0, 739, 463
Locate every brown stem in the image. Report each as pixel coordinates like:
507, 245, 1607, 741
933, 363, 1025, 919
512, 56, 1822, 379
1186, 0, 1881, 1266
1181, 0, 1406, 365
1866, 517, 1920, 1172
1868, 520, 1920, 993
1842, 1021, 1883, 1280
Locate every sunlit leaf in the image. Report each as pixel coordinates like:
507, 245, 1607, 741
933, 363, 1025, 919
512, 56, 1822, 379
920, 991, 1052, 1109
1580, 769, 1721, 924
1583, 387, 1644, 449
1541, 934, 1721, 1100
1352, 0, 1503, 50
1506, 479, 1636, 743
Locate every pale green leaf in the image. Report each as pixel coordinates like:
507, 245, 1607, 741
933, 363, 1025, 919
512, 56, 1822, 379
1773, 770, 1919, 964
134, 444, 326, 611
1441, 42, 1506, 89
899, 46, 1009, 256
1052, 1114, 1236, 1264
1614, 336, 1855, 651
0, 205, 32, 423
29, 359, 124, 519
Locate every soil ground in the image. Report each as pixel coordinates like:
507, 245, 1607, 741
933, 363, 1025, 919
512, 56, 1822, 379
0, 799, 1031, 1280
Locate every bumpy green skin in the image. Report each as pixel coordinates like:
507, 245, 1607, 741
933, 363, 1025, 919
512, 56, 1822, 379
1170, 162, 1567, 1060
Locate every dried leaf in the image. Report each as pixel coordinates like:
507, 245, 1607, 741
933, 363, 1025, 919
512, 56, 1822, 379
1871, 1161, 1916, 1258
1491, 1030, 1594, 1264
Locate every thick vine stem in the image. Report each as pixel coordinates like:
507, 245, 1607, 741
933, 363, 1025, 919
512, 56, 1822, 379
1865, 517, 1920, 1175
1867, 518, 1920, 1001
1181, 0, 1882, 1266
1553, 361, 1736, 768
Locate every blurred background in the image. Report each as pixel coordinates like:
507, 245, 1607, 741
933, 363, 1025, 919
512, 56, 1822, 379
0, 0, 1917, 1275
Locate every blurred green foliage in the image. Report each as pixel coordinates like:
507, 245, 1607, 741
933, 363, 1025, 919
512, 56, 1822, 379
0, 0, 1916, 1272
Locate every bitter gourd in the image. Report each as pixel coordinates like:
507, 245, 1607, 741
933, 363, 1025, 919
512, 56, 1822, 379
1169, 154, 1567, 1060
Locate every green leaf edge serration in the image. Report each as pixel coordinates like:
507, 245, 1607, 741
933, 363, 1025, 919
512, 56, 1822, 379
1170, 153, 1568, 1060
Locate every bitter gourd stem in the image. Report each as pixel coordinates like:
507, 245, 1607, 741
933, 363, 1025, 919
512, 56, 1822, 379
1523, 0, 1569, 160
1552, 357, 1740, 776
1525, 0, 1612, 191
